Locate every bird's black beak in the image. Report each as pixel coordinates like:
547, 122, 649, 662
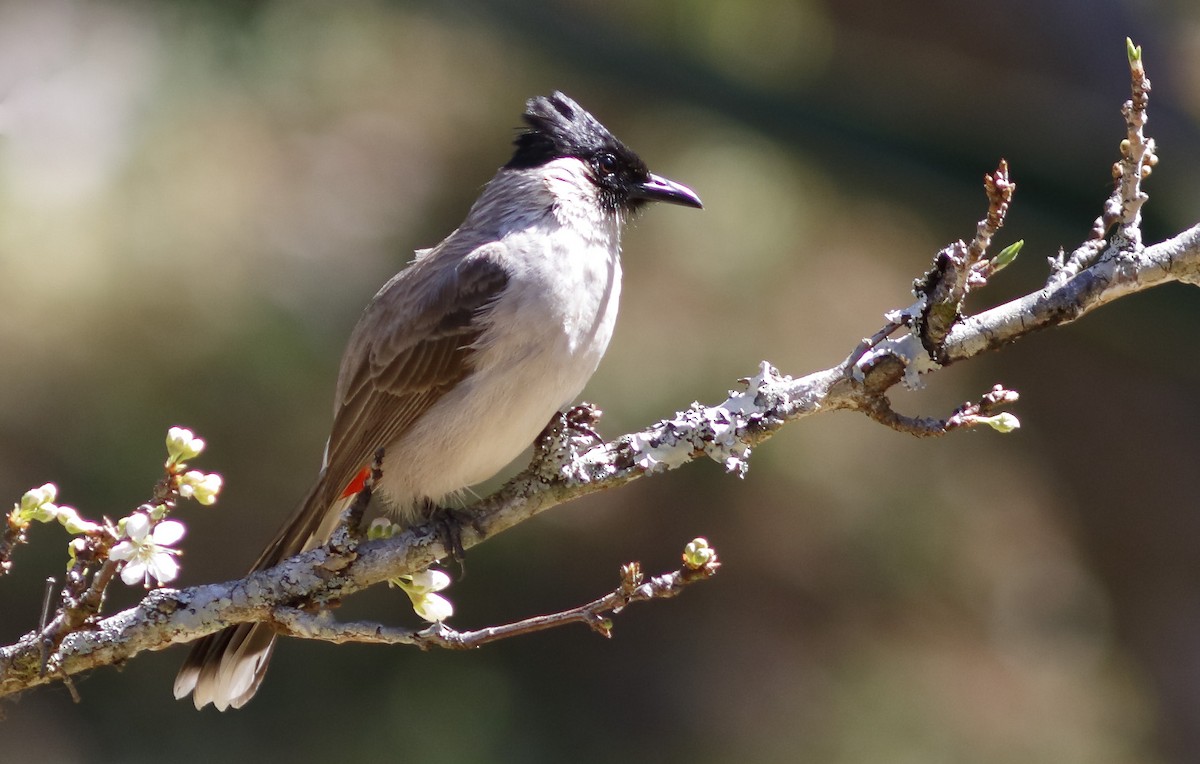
632, 173, 703, 209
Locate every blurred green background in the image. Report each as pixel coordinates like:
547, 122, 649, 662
2, 1, 1200, 762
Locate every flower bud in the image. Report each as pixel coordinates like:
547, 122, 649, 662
367, 518, 400, 540
682, 537, 716, 570
412, 592, 454, 623
55, 506, 101, 535
20, 483, 57, 514
179, 470, 222, 505
982, 413, 1021, 433
166, 427, 206, 465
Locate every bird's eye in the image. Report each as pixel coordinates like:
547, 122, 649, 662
596, 152, 618, 177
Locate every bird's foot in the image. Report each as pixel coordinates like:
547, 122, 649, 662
561, 402, 604, 446
423, 500, 482, 577
532, 403, 605, 481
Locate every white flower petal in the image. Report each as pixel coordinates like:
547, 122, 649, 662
120, 560, 147, 586
425, 570, 451, 592
407, 569, 451, 594
152, 520, 186, 547
413, 593, 454, 623
123, 513, 151, 541
147, 552, 180, 584
109, 540, 136, 562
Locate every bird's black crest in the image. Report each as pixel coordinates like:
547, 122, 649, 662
506, 92, 653, 212
507, 92, 638, 170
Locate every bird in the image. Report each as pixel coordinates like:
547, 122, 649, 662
172, 92, 702, 710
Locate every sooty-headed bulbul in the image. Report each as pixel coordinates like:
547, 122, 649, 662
174, 92, 702, 710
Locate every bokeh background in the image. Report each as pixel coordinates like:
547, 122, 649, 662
1, 1, 1199, 762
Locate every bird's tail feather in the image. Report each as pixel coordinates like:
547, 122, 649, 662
174, 468, 351, 710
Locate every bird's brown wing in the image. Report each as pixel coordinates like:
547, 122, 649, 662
256, 240, 511, 570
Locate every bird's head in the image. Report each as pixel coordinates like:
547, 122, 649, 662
506, 92, 702, 215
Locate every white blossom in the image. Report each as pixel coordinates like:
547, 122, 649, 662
110, 514, 185, 588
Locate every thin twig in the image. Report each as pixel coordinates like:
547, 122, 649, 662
1053, 39, 1153, 284
38, 577, 55, 676
270, 556, 720, 650
914, 160, 1015, 358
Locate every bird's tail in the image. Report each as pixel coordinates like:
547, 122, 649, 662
173, 467, 354, 710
